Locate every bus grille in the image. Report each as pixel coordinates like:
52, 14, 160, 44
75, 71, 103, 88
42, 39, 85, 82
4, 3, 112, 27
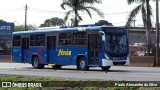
113, 61, 126, 65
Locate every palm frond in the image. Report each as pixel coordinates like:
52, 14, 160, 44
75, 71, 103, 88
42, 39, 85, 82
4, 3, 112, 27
77, 12, 83, 21
60, 0, 103, 26
79, 0, 102, 5
127, 0, 145, 5
61, 0, 73, 10
85, 6, 104, 18
64, 10, 74, 21
79, 6, 92, 18
126, 4, 142, 27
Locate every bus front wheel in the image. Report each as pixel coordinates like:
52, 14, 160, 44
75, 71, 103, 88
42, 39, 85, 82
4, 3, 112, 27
77, 57, 89, 71
32, 57, 44, 69
101, 66, 111, 71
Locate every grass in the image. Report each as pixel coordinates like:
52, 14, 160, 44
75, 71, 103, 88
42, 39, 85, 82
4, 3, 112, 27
0, 75, 160, 90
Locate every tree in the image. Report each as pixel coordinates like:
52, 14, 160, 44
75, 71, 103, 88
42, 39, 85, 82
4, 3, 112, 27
0, 19, 6, 23
61, 0, 104, 27
95, 20, 113, 26
40, 17, 65, 27
14, 24, 37, 32
126, 0, 155, 55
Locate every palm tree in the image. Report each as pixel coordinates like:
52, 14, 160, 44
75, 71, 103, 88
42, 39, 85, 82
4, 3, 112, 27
126, 0, 155, 55
61, 0, 104, 27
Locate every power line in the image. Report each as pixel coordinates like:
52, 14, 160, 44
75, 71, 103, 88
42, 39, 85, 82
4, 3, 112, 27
0, 7, 24, 12
29, 7, 129, 15
29, 7, 65, 14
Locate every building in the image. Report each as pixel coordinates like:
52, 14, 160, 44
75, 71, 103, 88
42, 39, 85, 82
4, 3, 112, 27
0, 22, 14, 55
127, 27, 157, 45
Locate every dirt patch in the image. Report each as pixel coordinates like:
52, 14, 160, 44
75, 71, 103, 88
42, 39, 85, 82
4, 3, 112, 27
130, 56, 155, 67
0, 55, 11, 62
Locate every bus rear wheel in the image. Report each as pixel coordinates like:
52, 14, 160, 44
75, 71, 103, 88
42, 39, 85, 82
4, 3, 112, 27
32, 57, 44, 69
77, 57, 89, 71
101, 66, 111, 71
52, 65, 62, 69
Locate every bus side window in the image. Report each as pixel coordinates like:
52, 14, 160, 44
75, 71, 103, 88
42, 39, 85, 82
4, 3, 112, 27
30, 35, 35, 46
59, 33, 72, 46
73, 32, 86, 46
13, 35, 21, 46
35, 34, 45, 46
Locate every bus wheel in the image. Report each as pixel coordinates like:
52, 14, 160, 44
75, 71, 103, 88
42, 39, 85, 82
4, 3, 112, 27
52, 65, 62, 69
101, 66, 111, 71
32, 57, 44, 69
78, 57, 89, 71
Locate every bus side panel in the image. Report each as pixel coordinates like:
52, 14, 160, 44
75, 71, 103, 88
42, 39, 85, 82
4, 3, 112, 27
28, 47, 47, 64
12, 47, 22, 63
98, 51, 104, 66
39, 47, 47, 64
70, 47, 88, 65
55, 47, 87, 65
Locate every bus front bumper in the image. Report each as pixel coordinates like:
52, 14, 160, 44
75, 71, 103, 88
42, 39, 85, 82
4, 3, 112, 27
102, 59, 130, 66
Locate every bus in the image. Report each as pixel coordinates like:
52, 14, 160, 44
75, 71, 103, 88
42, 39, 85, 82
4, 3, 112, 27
12, 26, 129, 71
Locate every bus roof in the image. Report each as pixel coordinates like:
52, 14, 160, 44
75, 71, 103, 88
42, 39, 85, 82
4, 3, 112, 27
13, 26, 125, 35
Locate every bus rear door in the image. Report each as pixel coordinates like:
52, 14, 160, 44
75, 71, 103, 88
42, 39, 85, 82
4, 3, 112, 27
22, 37, 29, 63
88, 34, 99, 65
47, 36, 56, 64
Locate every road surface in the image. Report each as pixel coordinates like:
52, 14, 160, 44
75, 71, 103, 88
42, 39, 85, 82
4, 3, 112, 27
0, 62, 160, 81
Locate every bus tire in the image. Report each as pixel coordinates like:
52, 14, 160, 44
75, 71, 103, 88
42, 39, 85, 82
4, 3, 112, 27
52, 65, 62, 69
101, 66, 111, 71
78, 57, 89, 71
32, 57, 44, 69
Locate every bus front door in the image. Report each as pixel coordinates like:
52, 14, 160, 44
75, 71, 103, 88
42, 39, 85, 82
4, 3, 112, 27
22, 37, 29, 63
47, 36, 56, 63
88, 34, 99, 65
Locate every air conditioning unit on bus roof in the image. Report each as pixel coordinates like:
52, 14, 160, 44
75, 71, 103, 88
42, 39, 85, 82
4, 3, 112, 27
37, 26, 61, 30
37, 26, 75, 30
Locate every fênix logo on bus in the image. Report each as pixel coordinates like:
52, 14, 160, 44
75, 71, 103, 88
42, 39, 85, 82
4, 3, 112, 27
58, 49, 71, 56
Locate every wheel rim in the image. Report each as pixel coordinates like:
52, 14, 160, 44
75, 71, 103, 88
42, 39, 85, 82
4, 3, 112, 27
34, 59, 38, 67
80, 60, 86, 69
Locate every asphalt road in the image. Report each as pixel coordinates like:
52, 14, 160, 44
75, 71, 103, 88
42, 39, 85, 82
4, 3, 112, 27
0, 62, 160, 81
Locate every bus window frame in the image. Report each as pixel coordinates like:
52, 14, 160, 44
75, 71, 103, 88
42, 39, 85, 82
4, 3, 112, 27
72, 31, 87, 46
59, 32, 72, 46
12, 35, 21, 47
29, 34, 46, 47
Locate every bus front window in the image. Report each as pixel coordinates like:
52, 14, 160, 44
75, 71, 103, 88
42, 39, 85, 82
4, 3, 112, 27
105, 33, 128, 56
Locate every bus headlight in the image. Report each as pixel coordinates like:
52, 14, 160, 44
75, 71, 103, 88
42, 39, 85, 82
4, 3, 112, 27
127, 55, 130, 60
104, 54, 110, 60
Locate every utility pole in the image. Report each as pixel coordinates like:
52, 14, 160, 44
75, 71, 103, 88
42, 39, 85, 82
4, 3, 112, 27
25, 4, 28, 31
156, 0, 159, 66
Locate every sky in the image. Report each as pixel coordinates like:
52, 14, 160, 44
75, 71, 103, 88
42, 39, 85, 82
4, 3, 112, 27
0, 0, 158, 27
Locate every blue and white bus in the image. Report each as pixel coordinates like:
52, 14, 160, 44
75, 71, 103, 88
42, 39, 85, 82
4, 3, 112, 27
12, 26, 129, 71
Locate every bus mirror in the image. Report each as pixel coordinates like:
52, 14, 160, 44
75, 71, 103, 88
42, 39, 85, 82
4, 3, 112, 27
102, 35, 105, 41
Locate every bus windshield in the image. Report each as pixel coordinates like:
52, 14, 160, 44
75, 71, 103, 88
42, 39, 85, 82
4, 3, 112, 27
105, 33, 128, 57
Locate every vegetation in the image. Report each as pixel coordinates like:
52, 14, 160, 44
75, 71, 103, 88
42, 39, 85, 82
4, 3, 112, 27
40, 17, 65, 27
14, 24, 37, 32
95, 20, 113, 26
61, 0, 104, 27
126, 0, 155, 55
0, 75, 160, 90
0, 19, 7, 23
